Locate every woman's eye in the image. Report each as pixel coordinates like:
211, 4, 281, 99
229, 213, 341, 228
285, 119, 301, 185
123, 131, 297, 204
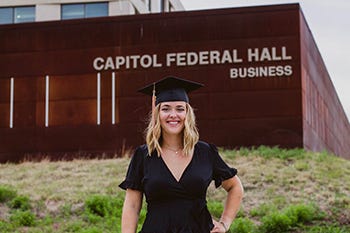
177, 108, 185, 112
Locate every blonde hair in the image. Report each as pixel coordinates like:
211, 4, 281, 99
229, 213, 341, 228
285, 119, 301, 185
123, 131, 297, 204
145, 103, 199, 156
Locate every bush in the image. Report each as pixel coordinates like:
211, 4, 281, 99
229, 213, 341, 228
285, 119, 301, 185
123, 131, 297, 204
10, 210, 36, 227
304, 225, 350, 233
230, 217, 256, 233
9, 195, 31, 211
250, 203, 277, 217
64, 221, 84, 232
260, 211, 292, 233
79, 227, 103, 233
85, 195, 123, 218
0, 220, 14, 232
284, 203, 316, 225
0, 186, 17, 203
207, 201, 223, 218
85, 195, 113, 217
259, 203, 323, 233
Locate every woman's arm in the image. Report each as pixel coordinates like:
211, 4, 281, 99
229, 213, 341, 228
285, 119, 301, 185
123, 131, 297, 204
121, 189, 143, 233
211, 175, 244, 233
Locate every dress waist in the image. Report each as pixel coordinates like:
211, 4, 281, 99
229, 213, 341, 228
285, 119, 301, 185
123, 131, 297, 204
146, 198, 214, 232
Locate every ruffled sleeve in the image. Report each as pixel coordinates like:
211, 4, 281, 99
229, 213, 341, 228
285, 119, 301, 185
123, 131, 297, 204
119, 145, 146, 191
209, 144, 237, 188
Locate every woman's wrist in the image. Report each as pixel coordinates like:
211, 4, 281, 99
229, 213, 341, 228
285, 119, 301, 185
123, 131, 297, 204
219, 221, 228, 232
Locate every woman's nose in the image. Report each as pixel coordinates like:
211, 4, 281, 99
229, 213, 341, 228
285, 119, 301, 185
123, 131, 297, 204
169, 109, 177, 117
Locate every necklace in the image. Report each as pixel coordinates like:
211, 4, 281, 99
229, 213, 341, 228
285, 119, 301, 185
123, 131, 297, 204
163, 145, 183, 154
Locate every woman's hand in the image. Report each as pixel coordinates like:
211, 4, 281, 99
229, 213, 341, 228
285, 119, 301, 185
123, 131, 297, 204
210, 219, 228, 233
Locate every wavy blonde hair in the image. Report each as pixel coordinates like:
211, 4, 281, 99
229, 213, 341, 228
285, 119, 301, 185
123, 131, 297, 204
145, 103, 199, 156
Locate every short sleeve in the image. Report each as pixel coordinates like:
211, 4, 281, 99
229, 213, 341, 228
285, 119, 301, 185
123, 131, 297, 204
209, 144, 237, 188
119, 146, 145, 191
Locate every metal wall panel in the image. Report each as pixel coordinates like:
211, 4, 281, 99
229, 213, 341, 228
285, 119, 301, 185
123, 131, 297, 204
299, 12, 350, 159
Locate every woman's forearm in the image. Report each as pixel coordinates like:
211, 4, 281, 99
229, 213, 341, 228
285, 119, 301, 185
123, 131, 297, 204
121, 205, 140, 233
121, 189, 143, 233
220, 176, 244, 229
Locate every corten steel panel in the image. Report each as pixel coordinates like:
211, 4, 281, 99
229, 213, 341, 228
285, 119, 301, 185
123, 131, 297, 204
199, 117, 302, 148
1, 4, 347, 161
0, 128, 38, 155
299, 11, 350, 159
50, 74, 96, 100
0, 79, 10, 101
0, 79, 10, 128
0, 103, 9, 128
50, 100, 96, 126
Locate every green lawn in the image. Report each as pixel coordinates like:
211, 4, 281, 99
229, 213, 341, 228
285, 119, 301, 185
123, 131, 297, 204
0, 146, 349, 232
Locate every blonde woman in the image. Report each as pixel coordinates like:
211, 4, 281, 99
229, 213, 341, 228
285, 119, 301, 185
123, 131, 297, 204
119, 76, 243, 233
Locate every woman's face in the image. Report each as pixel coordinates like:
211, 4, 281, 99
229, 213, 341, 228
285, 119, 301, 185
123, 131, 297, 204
159, 101, 187, 136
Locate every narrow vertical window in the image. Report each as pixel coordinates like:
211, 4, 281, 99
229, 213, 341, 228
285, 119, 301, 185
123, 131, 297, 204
112, 72, 115, 125
97, 73, 101, 125
9, 77, 14, 128
45, 75, 50, 127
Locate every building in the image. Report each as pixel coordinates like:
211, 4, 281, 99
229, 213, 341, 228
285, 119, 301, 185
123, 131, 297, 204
0, 3, 349, 162
0, 0, 184, 24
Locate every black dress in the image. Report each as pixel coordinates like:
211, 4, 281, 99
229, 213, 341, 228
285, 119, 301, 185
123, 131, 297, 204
119, 141, 237, 233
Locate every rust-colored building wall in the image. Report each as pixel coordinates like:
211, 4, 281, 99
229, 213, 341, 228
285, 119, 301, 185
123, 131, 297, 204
299, 12, 350, 159
0, 4, 348, 162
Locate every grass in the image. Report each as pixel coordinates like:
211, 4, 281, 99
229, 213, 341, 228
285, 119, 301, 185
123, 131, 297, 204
0, 146, 349, 232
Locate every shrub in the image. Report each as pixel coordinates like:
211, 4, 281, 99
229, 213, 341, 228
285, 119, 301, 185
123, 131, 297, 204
0, 220, 14, 232
259, 204, 323, 233
230, 217, 256, 233
78, 227, 102, 233
85, 195, 113, 217
304, 225, 350, 233
10, 210, 36, 227
260, 211, 292, 233
254, 146, 306, 160
250, 203, 277, 217
64, 221, 85, 232
9, 195, 31, 211
85, 195, 123, 220
0, 186, 17, 203
284, 203, 316, 225
207, 201, 223, 219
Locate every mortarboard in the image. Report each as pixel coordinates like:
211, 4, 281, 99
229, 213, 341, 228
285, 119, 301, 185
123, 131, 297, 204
138, 76, 203, 105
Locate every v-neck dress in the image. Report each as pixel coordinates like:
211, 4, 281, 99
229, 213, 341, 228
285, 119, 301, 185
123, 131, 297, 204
119, 141, 237, 233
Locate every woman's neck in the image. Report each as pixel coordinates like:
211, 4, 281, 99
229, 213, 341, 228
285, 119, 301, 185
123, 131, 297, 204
162, 133, 183, 149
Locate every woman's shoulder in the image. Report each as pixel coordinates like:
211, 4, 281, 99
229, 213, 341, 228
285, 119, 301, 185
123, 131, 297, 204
196, 140, 217, 152
132, 144, 149, 157
136, 144, 148, 151
196, 140, 209, 148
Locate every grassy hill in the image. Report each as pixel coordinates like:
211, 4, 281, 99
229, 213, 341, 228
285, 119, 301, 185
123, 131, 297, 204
0, 146, 349, 233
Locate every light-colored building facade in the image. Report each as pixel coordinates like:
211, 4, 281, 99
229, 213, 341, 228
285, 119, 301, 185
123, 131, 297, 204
0, 0, 184, 24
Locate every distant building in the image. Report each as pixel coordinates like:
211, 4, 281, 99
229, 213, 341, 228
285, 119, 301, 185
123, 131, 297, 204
0, 3, 349, 162
0, 0, 184, 24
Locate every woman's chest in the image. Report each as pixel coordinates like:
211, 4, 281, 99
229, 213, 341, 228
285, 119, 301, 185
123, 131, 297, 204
142, 154, 213, 200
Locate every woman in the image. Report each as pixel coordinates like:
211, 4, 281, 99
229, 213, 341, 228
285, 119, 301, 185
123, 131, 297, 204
119, 76, 243, 233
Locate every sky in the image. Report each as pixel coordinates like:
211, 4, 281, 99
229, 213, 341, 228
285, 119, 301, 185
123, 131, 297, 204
181, 0, 350, 121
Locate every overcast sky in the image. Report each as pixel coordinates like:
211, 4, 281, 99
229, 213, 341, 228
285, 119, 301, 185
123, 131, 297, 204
181, 0, 350, 121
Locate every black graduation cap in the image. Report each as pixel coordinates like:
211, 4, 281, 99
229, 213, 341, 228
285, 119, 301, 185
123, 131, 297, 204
138, 76, 203, 105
